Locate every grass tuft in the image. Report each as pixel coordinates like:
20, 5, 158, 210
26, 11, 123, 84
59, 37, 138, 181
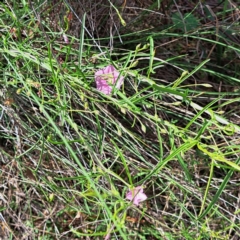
0, 0, 240, 239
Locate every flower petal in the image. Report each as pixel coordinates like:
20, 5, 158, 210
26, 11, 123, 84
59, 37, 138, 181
126, 186, 147, 206
95, 65, 124, 95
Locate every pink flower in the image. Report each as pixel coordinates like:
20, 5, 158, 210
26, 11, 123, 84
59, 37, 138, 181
104, 233, 111, 240
126, 186, 147, 206
95, 65, 124, 95
62, 33, 69, 44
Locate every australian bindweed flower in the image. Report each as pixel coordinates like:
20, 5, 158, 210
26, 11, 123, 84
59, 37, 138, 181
126, 186, 147, 206
95, 65, 124, 95
62, 32, 69, 44
104, 186, 147, 240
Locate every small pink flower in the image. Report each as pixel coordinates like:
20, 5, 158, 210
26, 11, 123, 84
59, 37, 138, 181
62, 33, 69, 44
95, 65, 124, 95
104, 233, 111, 240
126, 186, 147, 206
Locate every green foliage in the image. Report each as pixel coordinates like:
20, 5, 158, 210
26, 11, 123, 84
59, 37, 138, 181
171, 12, 200, 32
1, 0, 240, 239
